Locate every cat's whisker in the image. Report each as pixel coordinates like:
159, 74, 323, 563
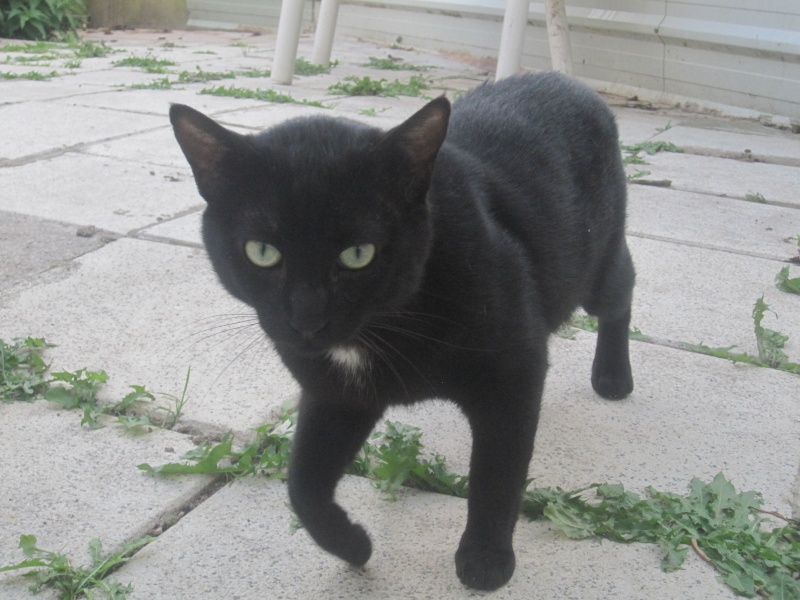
359, 331, 412, 402
208, 328, 268, 390
367, 322, 496, 353
166, 313, 262, 370
361, 328, 439, 399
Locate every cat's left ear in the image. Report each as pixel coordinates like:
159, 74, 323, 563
377, 96, 450, 194
170, 103, 254, 202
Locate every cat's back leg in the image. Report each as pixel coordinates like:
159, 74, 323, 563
583, 237, 635, 400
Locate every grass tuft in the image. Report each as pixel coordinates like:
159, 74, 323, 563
200, 85, 325, 107
328, 74, 429, 97
0, 534, 153, 599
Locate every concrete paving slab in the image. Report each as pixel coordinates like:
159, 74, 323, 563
387, 333, 800, 514
627, 151, 800, 208
629, 236, 800, 356
0, 102, 164, 162
0, 401, 209, 591
627, 185, 800, 261
0, 210, 109, 291
50, 86, 267, 117
79, 123, 253, 167
0, 153, 199, 234
1, 79, 102, 103
610, 105, 677, 144
215, 99, 411, 131
653, 118, 800, 166
64, 67, 171, 88
137, 210, 203, 245
110, 475, 737, 599
0, 238, 298, 432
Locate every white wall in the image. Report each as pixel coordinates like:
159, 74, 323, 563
186, 0, 313, 30
336, 0, 800, 119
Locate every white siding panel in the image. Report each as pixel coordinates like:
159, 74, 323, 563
339, 5, 504, 57
664, 42, 800, 117
188, 0, 312, 29
196, 0, 800, 118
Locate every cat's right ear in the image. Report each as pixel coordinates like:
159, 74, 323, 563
376, 96, 451, 200
170, 104, 252, 202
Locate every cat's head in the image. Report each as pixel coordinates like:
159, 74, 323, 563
170, 99, 450, 357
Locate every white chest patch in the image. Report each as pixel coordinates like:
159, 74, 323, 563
327, 345, 367, 374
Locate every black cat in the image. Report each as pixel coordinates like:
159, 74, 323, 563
170, 72, 635, 591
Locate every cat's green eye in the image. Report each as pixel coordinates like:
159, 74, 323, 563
338, 244, 376, 270
245, 240, 282, 268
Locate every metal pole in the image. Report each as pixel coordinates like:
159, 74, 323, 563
271, 0, 306, 85
311, 0, 340, 67
545, 0, 573, 74
495, 0, 529, 79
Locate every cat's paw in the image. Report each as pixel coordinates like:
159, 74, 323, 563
455, 544, 515, 591
591, 358, 633, 400
296, 502, 373, 567
312, 520, 372, 567
336, 522, 372, 567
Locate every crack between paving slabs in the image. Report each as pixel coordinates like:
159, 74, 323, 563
625, 231, 799, 263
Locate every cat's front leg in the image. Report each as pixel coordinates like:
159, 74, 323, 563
288, 394, 381, 566
455, 371, 544, 591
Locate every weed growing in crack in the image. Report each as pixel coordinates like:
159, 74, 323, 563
328, 74, 429, 97
0, 70, 60, 80
112, 55, 176, 73
523, 474, 800, 598
0, 337, 192, 430
775, 265, 800, 294
200, 85, 326, 107
0, 534, 153, 599
0, 337, 51, 401
138, 405, 799, 598
745, 191, 767, 203
363, 55, 432, 71
293, 57, 336, 76
676, 297, 799, 375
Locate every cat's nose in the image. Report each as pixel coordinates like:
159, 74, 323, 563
289, 315, 328, 337
288, 284, 328, 337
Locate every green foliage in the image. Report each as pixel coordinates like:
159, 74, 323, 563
0, 337, 51, 402
355, 421, 468, 499
0, 0, 86, 40
45, 368, 107, 409
1, 336, 191, 430
745, 191, 767, 203
0, 534, 153, 599
621, 140, 683, 167
686, 297, 800, 375
752, 296, 792, 370
627, 169, 652, 181
524, 474, 800, 598
69, 39, 113, 58
328, 74, 429, 97
364, 55, 432, 71
622, 141, 683, 155
0, 69, 59, 79
200, 85, 325, 107
293, 57, 334, 76
176, 66, 237, 84
139, 405, 797, 598
138, 403, 296, 477
359, 107, 389, 117
139, 413, 467, 498
236, 67, 272, 78
111, 55, 175, 73
775, 265, 800, 295
127, 76, 173, 90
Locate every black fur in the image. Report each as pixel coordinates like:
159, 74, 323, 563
170, 72, 635, 591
